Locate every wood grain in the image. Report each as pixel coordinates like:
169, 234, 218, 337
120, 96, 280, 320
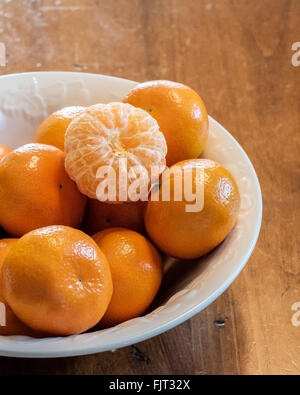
0, 0, 299, 375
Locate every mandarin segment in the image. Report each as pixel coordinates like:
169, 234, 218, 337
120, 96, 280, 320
64, 102, 167, 202
2, 226, 113, 336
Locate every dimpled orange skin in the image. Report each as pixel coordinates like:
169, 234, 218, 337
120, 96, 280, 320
123, 80, 209, 166
0, 238, 39, 336
2, 226, 113, 336
83, 199, 147, 235
145, 159, 240, 259
0, 144, 12, 161
34, 106, 86, 151
93, 228, 163, 328
0, 144, 87, 237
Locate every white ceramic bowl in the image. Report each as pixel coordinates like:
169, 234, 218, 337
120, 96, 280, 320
0, 72, 262, 358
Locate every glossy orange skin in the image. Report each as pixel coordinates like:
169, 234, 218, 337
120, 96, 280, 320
35, 106, 86, 151
2, 226, 113, 336
0, 144, 12, 161
123, 80, 209, 166
93, 228, 163, 327
0, 144, 87, 237
83, 199, 146, 235
145, 159, 240, 259
0, 238, 39, 336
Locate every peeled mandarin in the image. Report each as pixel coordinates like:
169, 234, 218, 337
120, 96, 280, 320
64, 102, 167, 202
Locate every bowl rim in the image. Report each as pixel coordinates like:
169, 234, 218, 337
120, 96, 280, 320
0, 71, 263, 358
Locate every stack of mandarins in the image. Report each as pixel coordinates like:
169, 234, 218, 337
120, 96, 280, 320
0, 80, 240, 337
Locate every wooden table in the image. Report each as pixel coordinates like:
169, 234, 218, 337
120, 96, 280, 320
0, 0, 299, 375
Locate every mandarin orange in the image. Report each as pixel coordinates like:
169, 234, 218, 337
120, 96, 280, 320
64, 102, 167, 202
0, 238, 39, 336
0, 144, 12, 161
93, 228, 162, 327
2, 226, 113, 336
0, 144, 86, 237
145, 159, 240, 259
123, 80, 209, 166
83, 199, 146, 235
34, 106, 86, 151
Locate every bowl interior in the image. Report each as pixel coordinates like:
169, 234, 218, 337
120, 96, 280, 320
0, 72, 262, 358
